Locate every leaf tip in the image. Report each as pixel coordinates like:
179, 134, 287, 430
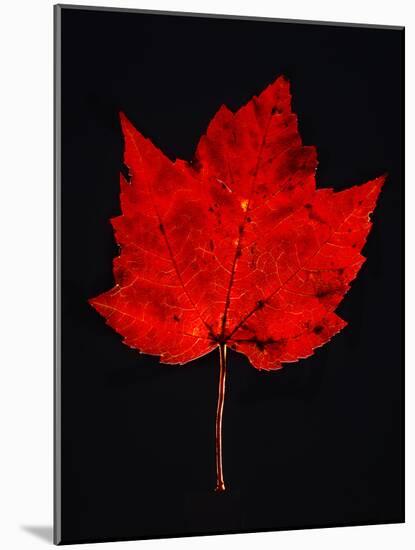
118, 111, 134, 135
88, 296, 99, 312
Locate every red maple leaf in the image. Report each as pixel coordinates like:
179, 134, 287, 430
89, 76, 384, 491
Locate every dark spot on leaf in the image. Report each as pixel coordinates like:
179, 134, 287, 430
159, 223, 165, 234
173, 315, 180, 322
313, 325, 324, 335
254, 336, 286, 351
192, 158, 201, 172
316, 289, 332, 298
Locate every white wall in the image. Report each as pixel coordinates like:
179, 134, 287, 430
0, 1, 411, 548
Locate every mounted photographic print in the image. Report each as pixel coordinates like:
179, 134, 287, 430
54, 5, 404, 545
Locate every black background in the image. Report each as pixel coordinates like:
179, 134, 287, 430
58, 6, 404, 544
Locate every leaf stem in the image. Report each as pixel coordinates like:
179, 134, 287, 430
215, 343, 227, 492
